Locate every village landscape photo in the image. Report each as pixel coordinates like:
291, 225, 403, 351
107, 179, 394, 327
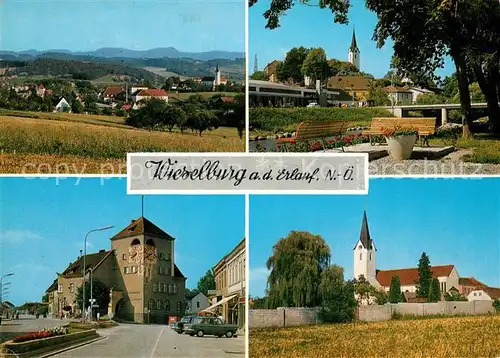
248, 0, 500, 176
0, 178, 246, 357
0, 0, 246, 174
248, 178, 500, 357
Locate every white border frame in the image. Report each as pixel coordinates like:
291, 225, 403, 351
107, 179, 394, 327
126, 152, 369, 195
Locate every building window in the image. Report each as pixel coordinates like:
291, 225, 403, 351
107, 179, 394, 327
173, 284, 177, 294
177, 301, 182, 313
153, 283, 158, 293
132, 266, 137, 274
69, 283, 74, 293
156, 299, 162, 310
479, 292, 482, 296
197, 301, 200, 308
58, 284, 63, 293
168, 284, 172, 294
158, 283, 163, 292
122, 254, 126, 260
124, 267, 130, 274
369, 253, 372, 261
159, 252, 164, 260
360, 253, 362, 261
164, 299, 170, 311
148, 299, 155, 310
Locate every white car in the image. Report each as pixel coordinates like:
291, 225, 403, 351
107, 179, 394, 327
306, 102, 319, 108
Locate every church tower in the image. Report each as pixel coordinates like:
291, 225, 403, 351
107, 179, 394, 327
353, 209, 378, 287
348, 27, 360, 70
215, 63, 221, 86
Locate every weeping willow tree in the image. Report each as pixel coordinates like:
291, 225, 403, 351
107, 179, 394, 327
266, 231, 331, 308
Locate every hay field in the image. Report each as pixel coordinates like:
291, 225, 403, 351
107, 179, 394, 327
250, 315, 500, 358
0, 115, 244, 173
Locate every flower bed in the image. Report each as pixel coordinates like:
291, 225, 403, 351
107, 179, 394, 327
13, 326, 68, 343
274, 133, 370, 152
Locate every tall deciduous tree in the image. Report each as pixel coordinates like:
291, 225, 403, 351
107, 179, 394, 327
318, 265, 357, 323
75, 279, 110, 312
301, 48, 330, 85
388, 276, 403, 303
266, 231, 330, 308
197, 270, 216, 296
277, 47, 310, 83
416, 252, 433, 299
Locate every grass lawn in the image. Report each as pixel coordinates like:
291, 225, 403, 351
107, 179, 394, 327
250, 315, 500, 358
0, 113, 244, 173
429, 134, 500, 164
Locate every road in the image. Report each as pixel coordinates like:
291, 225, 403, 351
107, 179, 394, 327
0, 314, 71, 343
53, 323, 245, 358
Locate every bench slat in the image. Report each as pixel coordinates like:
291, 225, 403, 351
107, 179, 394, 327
278, 120, 350, 143
365, 117, 437, 136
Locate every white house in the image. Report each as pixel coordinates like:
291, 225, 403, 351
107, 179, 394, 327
54, 98, 71, 113
186, 292, 209, 314
408, 87, 435, 104
129, 85, 149, 94
467, 287, 500, 302
384, 85, 413, 105
131, 89, 168, 103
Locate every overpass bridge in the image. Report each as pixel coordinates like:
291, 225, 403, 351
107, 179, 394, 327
380, 103, 490, 124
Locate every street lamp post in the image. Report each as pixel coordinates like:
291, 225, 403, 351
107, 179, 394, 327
82, 226, 114, 323
0, 273, 14, 304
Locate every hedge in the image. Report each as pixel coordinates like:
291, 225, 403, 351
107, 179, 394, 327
249, 107, 395, 133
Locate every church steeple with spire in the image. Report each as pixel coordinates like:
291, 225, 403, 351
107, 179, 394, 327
348, 27, 361, 70
353, 208, 378, 287
215, 62, 221, 86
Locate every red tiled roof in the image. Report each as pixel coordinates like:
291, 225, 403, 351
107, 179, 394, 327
111, 217, 174, 241
482, 287, 500, 299
376, 265, 455, 287
121, 103, 132, 111
459, 277, 486, 287
138, 89, 168, 97
103, 86, 123, 97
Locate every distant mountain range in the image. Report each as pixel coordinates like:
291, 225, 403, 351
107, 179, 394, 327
0, 47, 245, 61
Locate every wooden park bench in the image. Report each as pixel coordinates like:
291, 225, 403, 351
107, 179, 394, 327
277, 120, 351, 147
363, 117, 437, 147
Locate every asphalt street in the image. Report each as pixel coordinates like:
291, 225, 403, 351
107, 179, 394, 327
52, 322, 245, 358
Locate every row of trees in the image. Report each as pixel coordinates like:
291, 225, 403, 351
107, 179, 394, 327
251, 0, 500, 134
251, 46, 371, 85
126, 94, 245, 138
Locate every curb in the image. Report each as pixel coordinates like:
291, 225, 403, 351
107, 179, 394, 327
37, 335, 106, 358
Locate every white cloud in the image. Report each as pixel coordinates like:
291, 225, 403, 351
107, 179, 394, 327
1, 230, 43, 244
250, 267, 269, 283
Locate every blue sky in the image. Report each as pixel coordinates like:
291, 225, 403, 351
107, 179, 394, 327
0, 178, 245, 306
249, 1, 454, 79
249, 178, 500, 297
0, 0, 245, 52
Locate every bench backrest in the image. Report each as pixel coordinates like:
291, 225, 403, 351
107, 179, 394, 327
369, 117, 437, 135
296, 120, 350, 140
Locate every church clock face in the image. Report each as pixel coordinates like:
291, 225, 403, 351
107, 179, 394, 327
144, 245, 157, 264
129, 245, 143, 264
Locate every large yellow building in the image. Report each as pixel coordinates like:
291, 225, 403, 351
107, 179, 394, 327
46, 217, 186, 323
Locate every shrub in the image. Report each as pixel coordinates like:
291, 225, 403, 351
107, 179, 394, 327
12, 326, 68, 343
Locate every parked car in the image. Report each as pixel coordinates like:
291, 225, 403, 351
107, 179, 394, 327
306, 102, 319, 108
173, 316, 194, 334
183, 316, 238, 338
